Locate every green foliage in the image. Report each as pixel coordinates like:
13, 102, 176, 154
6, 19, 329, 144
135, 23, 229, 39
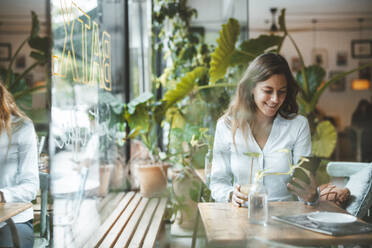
162, 66, 207, 108
231, 35, 283, 66
311, 121, 337, 158
296, 65, 326, 101
209, 18, 240, 84
118, 66, 207, 161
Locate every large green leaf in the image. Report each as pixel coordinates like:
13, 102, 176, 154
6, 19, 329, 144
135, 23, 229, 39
312, 121, 337, 158
127, 92, 153, 114
126, 104, 150, 134
209, 18, 240, 84
296, 65, 325, 100
125, 92, 153, 133
231, 35, 283, 66
162, 67, 207, 109
29, 11, 50, 59
30, 11, 40, 38
277, 9, 287, 51
165, 107, 185, 129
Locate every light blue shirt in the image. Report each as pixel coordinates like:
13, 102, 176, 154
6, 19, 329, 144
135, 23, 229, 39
0, 117, 39, 227
210, 114, 311, 202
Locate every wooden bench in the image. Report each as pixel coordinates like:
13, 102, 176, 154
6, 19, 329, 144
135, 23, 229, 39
84, 192, 167, 248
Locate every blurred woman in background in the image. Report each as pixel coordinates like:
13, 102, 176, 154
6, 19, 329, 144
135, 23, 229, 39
0, 82, 39, 248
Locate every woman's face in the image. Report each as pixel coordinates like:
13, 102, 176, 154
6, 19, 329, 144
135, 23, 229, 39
252, 74, 288, 118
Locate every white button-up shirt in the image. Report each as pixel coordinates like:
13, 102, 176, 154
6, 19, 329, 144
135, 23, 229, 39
210, 114, 311, 202
0, 117, 39, 227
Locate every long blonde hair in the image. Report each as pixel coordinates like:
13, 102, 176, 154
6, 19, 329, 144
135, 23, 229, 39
0, 81, 27, 138
222, 53, 299, 145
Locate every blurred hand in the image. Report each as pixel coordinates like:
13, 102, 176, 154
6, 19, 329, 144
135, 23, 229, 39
231, 184, 248, 207
287, 169, 318, 203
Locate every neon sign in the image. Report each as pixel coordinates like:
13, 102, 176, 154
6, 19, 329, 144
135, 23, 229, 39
52, 0, 112, 91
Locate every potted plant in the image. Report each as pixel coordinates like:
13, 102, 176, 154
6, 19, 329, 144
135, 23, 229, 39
166, 124, 213, 229
110, 66, 207, 197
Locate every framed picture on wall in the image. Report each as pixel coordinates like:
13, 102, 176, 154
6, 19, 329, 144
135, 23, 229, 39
351, 40, 372, 58
0, 43, 11, 61
336, 51, 347, 66
25, 73, 34, 88
359, 62, 371, 81
291, 57, 301, 73
16, 55, 26, 68
329, 71, 346, 92
311, 48, 328, 68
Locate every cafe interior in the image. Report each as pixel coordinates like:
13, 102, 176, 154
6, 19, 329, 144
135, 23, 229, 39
0, 0, 372, 247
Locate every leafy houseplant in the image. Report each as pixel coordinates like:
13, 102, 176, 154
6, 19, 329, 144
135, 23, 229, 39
166, 124, 213, 228
0, 11, 49, 112
109, 67, 208, 197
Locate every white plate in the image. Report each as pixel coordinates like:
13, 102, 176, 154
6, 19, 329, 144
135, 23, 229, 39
307, 212, 357, 225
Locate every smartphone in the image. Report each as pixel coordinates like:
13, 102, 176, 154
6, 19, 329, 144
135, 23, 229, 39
288, 156, 320, 189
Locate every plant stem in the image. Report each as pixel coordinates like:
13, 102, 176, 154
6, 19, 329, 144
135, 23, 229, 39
287, 33, 309, 97
167, 115, 173, 153
277, 34, 287, 53
13, 84, 45, 99
197, 83, 237, 90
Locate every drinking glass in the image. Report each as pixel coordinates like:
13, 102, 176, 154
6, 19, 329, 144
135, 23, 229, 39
248, 179, 268, 225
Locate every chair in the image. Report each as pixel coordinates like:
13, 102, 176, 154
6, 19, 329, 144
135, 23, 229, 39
33, 172, 50, 248
326, 161, 372, 219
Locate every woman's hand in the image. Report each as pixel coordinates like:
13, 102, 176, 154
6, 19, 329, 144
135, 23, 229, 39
231, 184, 248, 207
287, 169, 318, 203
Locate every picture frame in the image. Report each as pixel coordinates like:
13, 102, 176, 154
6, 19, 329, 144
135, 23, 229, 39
16, 55, 26, 68
0, 43, 11, 61
359, 62, 371, 81
336, 51, 347, 66
351, 40, 372, 58
329, 71, 346, 92
25, 73, 34, 88
291, 57, 301, 73
311, 48, 328, 68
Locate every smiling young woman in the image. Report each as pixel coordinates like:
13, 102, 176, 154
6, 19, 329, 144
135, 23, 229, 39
209, 53, 319, 207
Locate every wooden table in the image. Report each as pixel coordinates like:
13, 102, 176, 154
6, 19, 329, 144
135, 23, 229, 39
0, 202, 33, 248
198, 201, 372, 247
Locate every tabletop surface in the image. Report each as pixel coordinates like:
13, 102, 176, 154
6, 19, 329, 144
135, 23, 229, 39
198, 201, 372, 246
0, 202, 33, 222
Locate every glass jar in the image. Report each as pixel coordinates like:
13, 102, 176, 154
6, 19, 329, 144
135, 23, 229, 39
248, 178, 268, 225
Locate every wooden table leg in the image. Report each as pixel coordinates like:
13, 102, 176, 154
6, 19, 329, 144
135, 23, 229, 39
6, 218, 20, 248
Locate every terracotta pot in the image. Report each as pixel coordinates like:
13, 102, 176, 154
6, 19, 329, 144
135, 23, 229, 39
111, 162, 129, 190
137, 162, 169, 197
99, 164, 113, 197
